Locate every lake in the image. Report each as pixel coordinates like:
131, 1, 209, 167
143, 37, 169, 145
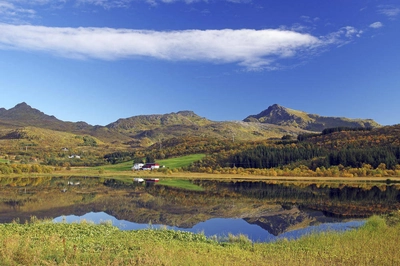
1, 176, 399, 242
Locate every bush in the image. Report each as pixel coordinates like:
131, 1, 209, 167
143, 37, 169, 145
383, 211, 400, 227
364, 215, 387, 231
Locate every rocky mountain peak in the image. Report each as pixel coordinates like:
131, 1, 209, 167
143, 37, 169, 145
244, 104, 301, 124
0, 102, 59, 123
175, 110, 197, 117
244, 104, 380, 132
13, 102, 30, 109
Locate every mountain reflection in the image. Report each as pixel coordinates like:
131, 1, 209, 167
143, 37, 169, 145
0, 176, 399, 237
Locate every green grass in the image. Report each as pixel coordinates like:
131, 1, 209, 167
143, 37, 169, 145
157, 154, 206, 169
96, 154, 206, 172
0, 214, 399, 265
98, 160, 133, 172
158, 179, 204, 191
0, 159, 9, 163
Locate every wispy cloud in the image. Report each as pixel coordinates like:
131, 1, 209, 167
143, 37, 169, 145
146, 0, 251, 4
75, 0, 251, 8
2, 0, 251, 10
75, 0, 132, 9
0, 24, 362, 70
1, 0, 65, 6
322, 26, 363, 43
369, 22, 383, 29
378, 5, 400, 19
0, 1, 36, 23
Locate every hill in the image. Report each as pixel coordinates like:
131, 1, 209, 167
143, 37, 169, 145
106, 110, 311, 144
0, 102, 383, 159
0, 103, 133, 144
244, 104, 380, 131
0, 102, 86, 130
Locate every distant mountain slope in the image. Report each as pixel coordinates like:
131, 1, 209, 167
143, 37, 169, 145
0, 102, 90, 130
244, 104, 380, 131
0, 102, 130, 143
107, 111, 212, 130
106, 110, 312, 144
0, 102, 60, 124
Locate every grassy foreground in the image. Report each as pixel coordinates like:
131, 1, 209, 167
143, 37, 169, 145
1, 214, 399, 265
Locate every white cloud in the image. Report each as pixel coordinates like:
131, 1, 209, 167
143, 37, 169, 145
369, 22, 383, 29
2, 0, 65, 5
0, 1, 37, 23
0, 24, 334, 70
319, 26, 363, 49
378, 6, 400, 19
75, 0, 132, 8
74, 0, 251, 7
1, 0, 251, 11
0, 2, 35, 16
154, 0, 251, 3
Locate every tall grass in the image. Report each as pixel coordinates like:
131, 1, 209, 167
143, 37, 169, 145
157, 154, 206, 169
0, 213, 399, 265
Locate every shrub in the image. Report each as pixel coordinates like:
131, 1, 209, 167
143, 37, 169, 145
364, 215, 387, 231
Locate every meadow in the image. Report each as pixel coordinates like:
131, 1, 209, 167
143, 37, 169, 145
96, 154, 206, 172
0, 213, 399, 265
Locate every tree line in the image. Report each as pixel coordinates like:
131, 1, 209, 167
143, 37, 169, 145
190, 142, 400, 171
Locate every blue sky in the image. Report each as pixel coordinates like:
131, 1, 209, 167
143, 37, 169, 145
0, 0, 399, 126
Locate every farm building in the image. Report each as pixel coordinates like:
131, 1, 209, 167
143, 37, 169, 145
132, 163, 144, 170
141, 163, 160, 170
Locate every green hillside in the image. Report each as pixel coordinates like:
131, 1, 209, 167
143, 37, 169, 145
157, 154, 206, 169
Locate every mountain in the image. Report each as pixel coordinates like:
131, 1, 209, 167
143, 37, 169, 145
0, 102, 130, 143
107, 111, 212, 131
0, 102, 382, 152
244, 104, 380, 131
0, 103, 310, 152
106, 110, 311, 143
0, 102, 60, 124
0, 102, 89, 130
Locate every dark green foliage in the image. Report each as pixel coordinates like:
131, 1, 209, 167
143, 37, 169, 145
227, 144, 326, 168
328, 147, 400, 169
281, 135, 293, 140
297, 133, 320, 141
219, 144, 400, 170
322, 127, 372, 135
104, 151, 133, 164
145, 155, 155, 163
81, 136, 97, 147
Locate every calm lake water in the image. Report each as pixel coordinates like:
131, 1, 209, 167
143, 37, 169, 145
1, 176, 399, 242
53, 211, 365, 242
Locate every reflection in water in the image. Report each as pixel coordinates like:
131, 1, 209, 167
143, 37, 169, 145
0, 176, 398, 242
53, 211, 365, 243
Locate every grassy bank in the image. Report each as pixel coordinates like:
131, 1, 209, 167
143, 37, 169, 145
0, 214, 399, 265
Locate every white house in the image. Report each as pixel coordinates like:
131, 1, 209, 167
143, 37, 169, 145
132, 163, 144, 170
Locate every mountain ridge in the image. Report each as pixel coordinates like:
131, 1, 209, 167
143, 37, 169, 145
244, 104, 380, 131
0, 102, 381, 148
0, 102, 381, 129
